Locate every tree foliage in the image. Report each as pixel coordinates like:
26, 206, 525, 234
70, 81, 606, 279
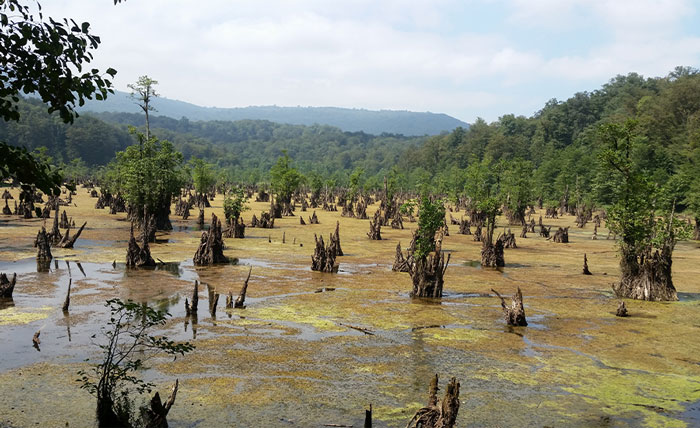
415, 196, 446, 259
270, 151, 303, 203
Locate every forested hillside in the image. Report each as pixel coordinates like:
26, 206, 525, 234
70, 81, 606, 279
76, 90, 469, 136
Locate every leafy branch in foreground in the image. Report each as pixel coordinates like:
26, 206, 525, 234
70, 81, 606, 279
78, 299, 194, 428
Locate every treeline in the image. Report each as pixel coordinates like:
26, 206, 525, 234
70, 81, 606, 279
0, 97, 424, 185
396, 66, 700, 218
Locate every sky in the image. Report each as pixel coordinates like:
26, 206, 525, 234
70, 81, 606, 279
39, 0, 700, 123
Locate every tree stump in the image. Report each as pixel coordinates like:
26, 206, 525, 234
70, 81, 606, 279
126, 225, 156, 268
613, 245, 677, 301
540, 225, 551, 238
141, 379, 179, 428
458, 218, 471, 235
520, 224, 528, 238
498, 229, 517, 249
193, 213, 229, 265
0, 273, 16, 298
309, 211, 319, 224
406, 374, 460, 428
472, 224, 482, 242
616, 301, 628, 317
311, 234, 339, 273
35, 227, 52, 263
583, 254, 592, 275
299, 216, 306, 225
59, 210, 70, 229
368, 211, 382, 240
49, 208, 63, 245
392, 242, 411, 272
197, 209, 205, 227
552, 227, 569, 243
2, 199, 11, 215
330, 221, 343, 256
492, 287, 527, 326
408, 236, 450, 298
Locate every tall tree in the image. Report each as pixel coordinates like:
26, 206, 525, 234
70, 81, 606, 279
128, 75, 158, 141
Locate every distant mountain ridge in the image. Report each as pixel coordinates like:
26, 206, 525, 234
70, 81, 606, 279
76, 90, 468, 136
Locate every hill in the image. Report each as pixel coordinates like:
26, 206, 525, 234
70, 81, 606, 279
76, 90, 468, 136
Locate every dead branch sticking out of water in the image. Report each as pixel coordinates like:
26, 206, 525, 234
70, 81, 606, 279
57, 221, 86, 248
583, 254, 592, 275
330, 221, 343, 256
235, 267, 252, 309
492, 287, 527, 326
62, 279, 71, 312
406, 374, 460, 428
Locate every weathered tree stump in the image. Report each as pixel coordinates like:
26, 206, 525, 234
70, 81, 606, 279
311, 234, 339, 273
309, 211, 319, 224
0, 273, 16, 298
458, 218, 471, 235
540, 225, 551, 238
552, 227, 569, 243
193, 213, 229, 265
341, 201, 354, 217
330, 221, 343, 256
520, 224, 528, 238
35, 227, 53, 262
583, 253, 592, 275
126, 225, 156, 268
2, 199, 11, 215
616, 301, 628, 317
235, 267, 252, 309
59, 210, 70, 229
592, 224, 598, 240
492, 287, 527, 326
57, 221, 86, 248
481, 238, 504, 268
408, 235, 450, 298
498, 229, 517, 249
299, 216, 306, 225
49, 208, 63, 245
406, 374, 460, 428
141, 379, 179, 428
197, 209, 205, 227
472, 224, 482, 242
613, 245, 677, 301
392, 242, 411, 272
368, 210, 382, 240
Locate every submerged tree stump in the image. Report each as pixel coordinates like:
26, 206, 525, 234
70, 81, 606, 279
408, 236, 450, 298
2, 199, 11, 215
492, 287, 527, 326
368, 211, 382, 240
613, 246, 678, 301
616, 301, 629, 317
552, 227, 569, 243
141, 379, 179, 428
330, 221, 343, 256
35, 227, 52, 262
126, 225, 156, 268
311, 234, 339, 273
0, 273, 17, 298
193, 214, 228, 265
583, 254, 592, 275
392, 242, 411, 272
406, 374, 460, 428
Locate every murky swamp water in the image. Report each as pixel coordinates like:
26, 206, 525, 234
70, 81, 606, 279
1, 190, 700, 427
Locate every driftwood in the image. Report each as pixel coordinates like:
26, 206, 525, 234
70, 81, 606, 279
57, 221, 86, 248
616, 301, 628, 317
193, 213, 229, 265
311, 234, 339, 273
492, 287, 527, 326
552, 227, 569, 243
141, 379, 179, 428
0, 273, 16, 298
583, 254, 592, 275
368, 210, 382, 240
406, 374, 460, 428
126, 224, 156, 268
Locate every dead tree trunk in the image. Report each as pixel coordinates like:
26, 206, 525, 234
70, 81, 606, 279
616, 301, 629, 317
480, 221, 504, 268
408, 235, 450, 298
311, 234, 339, 273
613, 245, 677, 301
330, 221, 343, 256
552, 227, 569, 243
49, 208, 63, 245
59, 210, 70, 229
193, 213, 229, 265
0, 273, 16, 298
492, 287, 527, 326
35, 227, 52, 265
392, 242, 411, 272
458, 218, 471, 235
141, 379, 179, 428
126, 225, 156, 268
197, 209, 205, 228
2, 199, 10, 215
583, 254, 592, 275
368, 210, 382, 240
235, 267, 252, 308
406, 374, 460, 428
498, 229, 517, 249
57, 221, 86, 248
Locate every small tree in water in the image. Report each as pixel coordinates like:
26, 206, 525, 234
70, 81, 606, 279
599, 120, 690, 301
78, 299, 194, 427
409, 196, 450, 298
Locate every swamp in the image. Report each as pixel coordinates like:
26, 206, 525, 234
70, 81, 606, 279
1, 189, 700, 427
